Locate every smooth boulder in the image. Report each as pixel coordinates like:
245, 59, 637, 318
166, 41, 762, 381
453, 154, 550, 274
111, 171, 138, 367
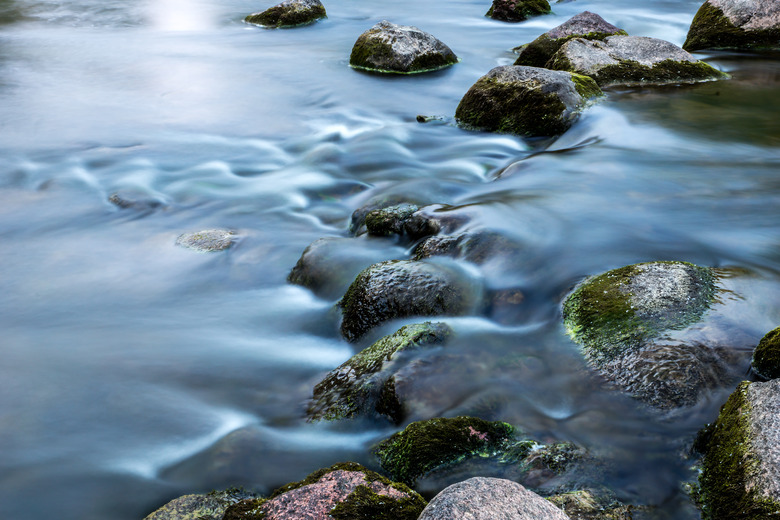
487, 0, 551, 23
244, 0, 326, 28
349, 21, 458, 74
514, 11, 628, 67
455, 65, 602, 137
752, 326, 780, 380
547, 35, 727, 87
418, 477, 570, 520
697, 380, 780, 519
684, 0, 780, 51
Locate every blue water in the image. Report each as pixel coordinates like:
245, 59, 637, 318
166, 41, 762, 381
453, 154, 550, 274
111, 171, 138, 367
0, 0, 779, 518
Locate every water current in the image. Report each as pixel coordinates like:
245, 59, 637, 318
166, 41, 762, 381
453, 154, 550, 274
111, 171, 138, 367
0, 0, 779, 518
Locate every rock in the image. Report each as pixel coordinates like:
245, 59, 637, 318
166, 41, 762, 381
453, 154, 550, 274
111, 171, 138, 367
455, 66, 602, 137
562, 261, 733, 409
547, 35, 727, 88
339, 260, 481, 342
175, 229, 235, 252
349, 21, 458, 74
413, 230, 523, 265
486, 0, 551, 23
417, 477, 570, 520
683, 0, 780, 52
696, 380, 780, 519
244, 0, 326, 28
365, 203, 441, 240
306, 322, 453, 422
108, 190, 164, 211
350, 196, 421, 235
143, 489, 256, 520
514, 11, 628, 68
546, 489, 632, 520
222, 462, 427, 520
752, 326, 780, 380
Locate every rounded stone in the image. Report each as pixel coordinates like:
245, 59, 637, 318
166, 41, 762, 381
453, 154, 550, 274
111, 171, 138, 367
486, 0, 551, 23
684, 0, 780, 51
143, 490, 256, 520
752, 326, 780, 380
175, 229, 235, 252
244, 0, 326, 28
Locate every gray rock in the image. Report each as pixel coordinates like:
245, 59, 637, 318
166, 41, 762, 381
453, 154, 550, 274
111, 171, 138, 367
514, 11, 628, 68
752, 326, 780, 380
548, 35, 727, 87
175, 229, 235, 252
244, 0, 326, 28
455, 65, 602, 137
486, 0, 551, 23
144, 489, 256, 520
108, 190, 165, 211
697, 380, 780, 519
418, 477, 570, 520
349, 21, 458, 74
684, 0, 780, 51
364, 203, 442, 240
547, 489, 632, 520
339, 260, 482, 342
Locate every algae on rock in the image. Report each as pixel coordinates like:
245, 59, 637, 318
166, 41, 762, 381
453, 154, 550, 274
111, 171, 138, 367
752, 326, 780, 380
683, 0, 780, 52
244, 0, 326, 28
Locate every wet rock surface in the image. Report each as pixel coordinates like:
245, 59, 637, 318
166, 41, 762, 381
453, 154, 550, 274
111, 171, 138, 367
486, 0, 551, 23
365, 203, 442, 240
417, 477, 570, 520
349, 21, 458, 74
548, 35, 727, 87
514, 11, 627, 68
684, 0, 780, 51
455, 65, 602, 137
143, 489, 255, 520
697, 380, 780, 519
547, 489, 633, 520
175, 229, 235, 252
752, 326, 780, 380
244, 0, 326, 28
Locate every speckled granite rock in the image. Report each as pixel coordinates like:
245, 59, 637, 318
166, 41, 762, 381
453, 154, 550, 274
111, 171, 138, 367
143, 489, 256, 520
684, 0, 780, 51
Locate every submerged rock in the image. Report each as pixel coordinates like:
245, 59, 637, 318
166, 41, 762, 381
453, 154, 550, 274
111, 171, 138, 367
413, 230, 523, 264
175, 229, 235, 252
418, 477, 569, 520
455, 65, 602, 137
486, 0, 551, 23
547, 489, 633, 520
547, 35, 727, 87
365, 203, 442, 241
514, 11, 628, 68
307, 322, 453, 422
752, 326, 780, 380
223, 462, 426, 520
339, 260, 481, 342
697, 380, 780, 519
144, 489, 256, 520
684, 0, 780, 51
349, 21, 458, 74
108, 190, 165, 211
244, 0, 326, 28
562, 261, 730, 409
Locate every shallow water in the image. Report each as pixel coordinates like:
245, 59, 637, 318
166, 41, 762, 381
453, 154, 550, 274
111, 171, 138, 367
0, 0, 779, 518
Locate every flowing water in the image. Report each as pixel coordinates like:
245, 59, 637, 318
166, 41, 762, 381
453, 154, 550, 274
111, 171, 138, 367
0, 0, 779, 518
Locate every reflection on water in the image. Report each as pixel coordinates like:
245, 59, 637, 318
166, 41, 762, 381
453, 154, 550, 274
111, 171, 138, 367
0, 0, 778, 519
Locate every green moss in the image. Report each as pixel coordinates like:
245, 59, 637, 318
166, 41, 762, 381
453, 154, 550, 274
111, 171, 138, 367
697, 382, 780, 519
683, 2, 780, 52
586, 58, 727, 88
752, 326, 780, 380
365, 204, 419, 236
244, 3, 326, 28
349, 32, 457, 74
330, 484, 427, 520
486, 0, 551, 22
373, 416, 516, 485
515, 30, 628, 67
547, 490, 633, 520
570, 72, 603, 100
221, 498, 269, 520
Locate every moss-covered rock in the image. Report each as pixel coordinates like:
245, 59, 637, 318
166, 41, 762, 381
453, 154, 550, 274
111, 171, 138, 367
223, 462, 426, 520
514, 11, 628, 67
683, 0, 780, 52
486, 0, 551, 23
307, 322, 453, 422
547, 489, 633, 520
349, 20, 458, 74
752, 326, 780, 380
244, 0, 326, 28
143, 489, 255, 520
364, 203, 442, 241
696, 380, 780, 519
455, 65, 602, 137
548, 35, 728, 88
339, 260, 481, 342
413, 230, 523, 265
175, 229, 235, 252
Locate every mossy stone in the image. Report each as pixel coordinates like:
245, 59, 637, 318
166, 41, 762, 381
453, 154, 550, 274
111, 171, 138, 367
244, 0, 326, 28
683, 1, 780, 52
144, 489, 256, 520
752, 326, 780, 380
486, 0, 551, 22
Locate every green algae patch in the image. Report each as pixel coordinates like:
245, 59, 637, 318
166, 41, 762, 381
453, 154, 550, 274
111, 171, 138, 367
486, 0, 551, 22
330, 484, 427, 520
752, 326, 780, 380
373, 416, 516, 485
683, 2, 780, 52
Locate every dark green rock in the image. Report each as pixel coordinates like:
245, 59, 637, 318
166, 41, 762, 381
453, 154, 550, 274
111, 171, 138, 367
752, 326, 780, 380
683, 0, 780, 52
143, 489, 255, 520
486, 0, 551, 22
244, 0, 326, 28
364, 203, 441, 240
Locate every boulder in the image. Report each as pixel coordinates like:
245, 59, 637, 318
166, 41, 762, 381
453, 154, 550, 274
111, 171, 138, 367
413, 230, 523, 265
306, 322, 453, 422
455, 66, 602, 137
244, 0, 326, 28
546, 489, 632, 520
143, 489, 256, 520
696, 380, 780, 519
683, 0, 780, 51
365, 203, 441, 240
417, 477, 570, 520
514, 11, 628, 68
339, 260, 481, 342
752, 326, 780, 380
223, 462, 427, 520
349, 21, 458, 74
547, 35, 727, 88
562, 261, 733, 409
486, 0, 551, 23
175, 229, 235, 252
